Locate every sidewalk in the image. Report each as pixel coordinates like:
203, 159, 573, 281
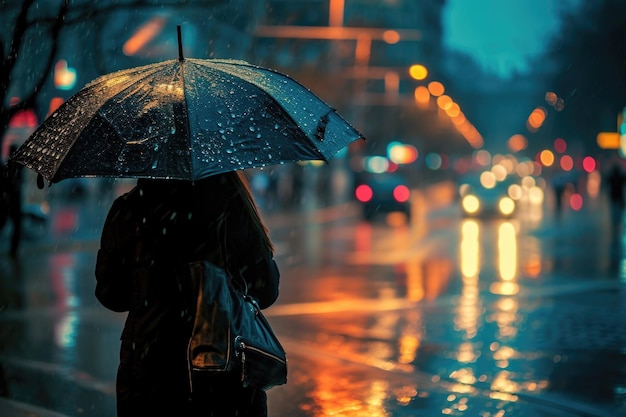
0, 397, 72, 417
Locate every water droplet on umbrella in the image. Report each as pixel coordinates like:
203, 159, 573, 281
249, 126, 255, 132
171, 127, 176, 134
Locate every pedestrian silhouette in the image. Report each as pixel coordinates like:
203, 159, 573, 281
1, 145, 24, 259
606, 164, 626, 231
95, 172, 280, 417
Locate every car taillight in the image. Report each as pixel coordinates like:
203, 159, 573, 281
393, 185, 410, 202
355, 184, 373, 202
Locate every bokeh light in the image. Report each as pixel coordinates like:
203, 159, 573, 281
409, 64, 428, 80
428, 81, 445, 97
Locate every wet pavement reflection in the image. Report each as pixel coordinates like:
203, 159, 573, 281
0, 178, 625, 416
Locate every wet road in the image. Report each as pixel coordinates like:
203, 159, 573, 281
0, 179, 625, 416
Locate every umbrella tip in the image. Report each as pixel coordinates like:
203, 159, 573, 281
177, 25, 184, 61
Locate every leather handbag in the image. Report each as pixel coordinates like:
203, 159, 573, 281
184, 259, 287, 391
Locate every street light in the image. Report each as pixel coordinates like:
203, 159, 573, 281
409, 64, 428, 80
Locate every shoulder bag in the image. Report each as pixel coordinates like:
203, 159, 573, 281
183, 259, 287, 391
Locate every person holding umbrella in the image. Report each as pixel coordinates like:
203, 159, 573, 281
8, 26, 363, 417
95, 171, 280, 416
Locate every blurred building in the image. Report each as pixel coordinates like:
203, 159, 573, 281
249, 0, 472, 158
5, 0, 473, 174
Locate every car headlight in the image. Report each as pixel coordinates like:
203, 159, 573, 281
498, 197, 515, 216
462, 195, 480, 214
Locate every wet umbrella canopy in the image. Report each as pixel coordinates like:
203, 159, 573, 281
10, 30, 363, 184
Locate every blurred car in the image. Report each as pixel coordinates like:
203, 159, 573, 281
354, 171, 411, 221
458, 173, 516, 218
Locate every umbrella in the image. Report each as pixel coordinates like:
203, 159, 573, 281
9, 27, 364, 186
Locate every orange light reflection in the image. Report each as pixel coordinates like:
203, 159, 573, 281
123, 17, 166, 56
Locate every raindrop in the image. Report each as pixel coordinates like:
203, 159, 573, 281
274, 124, 279, 129
249, 126, 255, 132
231, 113, 236, 118
171, 127, 176, 134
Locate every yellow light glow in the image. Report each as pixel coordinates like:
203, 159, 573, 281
460, 220, 480, 279
498, 222, 517, 281
409, 64, 428, 80
462, 195, 480, 214
490, 281, 519, 295
498, 197, 515, 216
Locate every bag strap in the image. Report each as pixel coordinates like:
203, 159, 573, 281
216, 212, 249, 296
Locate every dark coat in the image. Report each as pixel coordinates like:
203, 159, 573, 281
95, 176, 279, 416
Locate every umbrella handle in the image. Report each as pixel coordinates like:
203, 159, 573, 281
177, 25, 184, 61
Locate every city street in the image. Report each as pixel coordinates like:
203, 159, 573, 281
1, 177, 625, 417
